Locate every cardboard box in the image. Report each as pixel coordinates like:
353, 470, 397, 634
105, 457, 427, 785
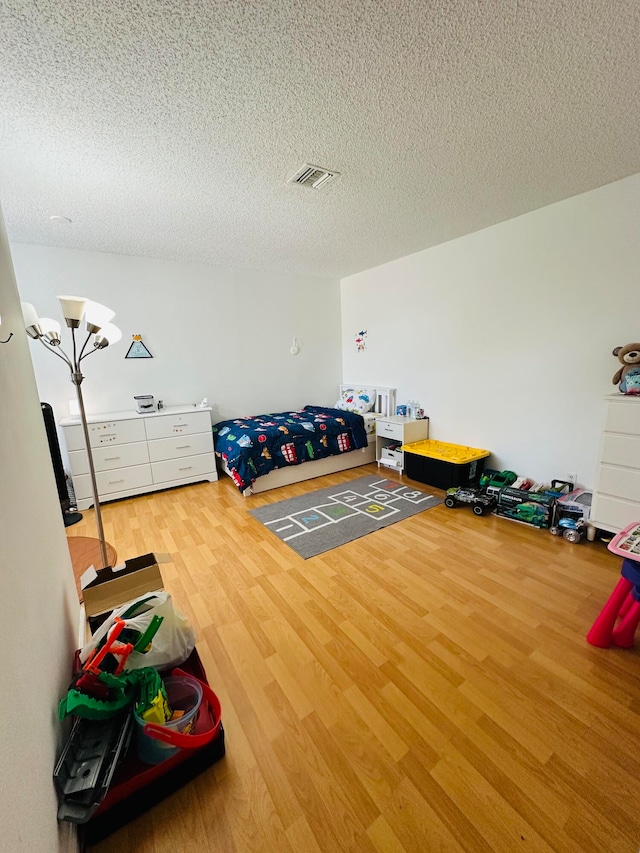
496, 488, 555, 529
81, 552, 170, 632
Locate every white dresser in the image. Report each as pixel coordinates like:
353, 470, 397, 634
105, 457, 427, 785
590, 395, 640, 534
60, 405, 217, 509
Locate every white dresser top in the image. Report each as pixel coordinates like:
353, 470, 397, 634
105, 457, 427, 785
604, 394, 640, 404
59, 404, 212, 426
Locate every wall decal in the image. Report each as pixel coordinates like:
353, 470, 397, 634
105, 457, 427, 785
125, 334, 153, 359
355, 330, 367, 352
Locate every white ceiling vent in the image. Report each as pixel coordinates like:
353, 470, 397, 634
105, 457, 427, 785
287, 163, 340, 189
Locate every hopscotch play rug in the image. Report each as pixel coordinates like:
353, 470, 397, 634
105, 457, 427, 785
248, 475, 442, 559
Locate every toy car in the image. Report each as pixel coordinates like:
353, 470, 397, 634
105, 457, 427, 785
444, 486, 497, 516
550, 516, 586, 543
479, 469, 500, 488
548, 490, 592, 543
485, 470, 518, 496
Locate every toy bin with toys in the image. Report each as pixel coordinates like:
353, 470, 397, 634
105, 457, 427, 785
54, 556, 225, 846
401, 439, 491, 490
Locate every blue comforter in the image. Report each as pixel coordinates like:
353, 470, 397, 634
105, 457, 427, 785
213, 405, 368, 492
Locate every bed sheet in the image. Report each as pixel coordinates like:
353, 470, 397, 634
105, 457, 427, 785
362, 412, 380, 435
213, 405, 369, 492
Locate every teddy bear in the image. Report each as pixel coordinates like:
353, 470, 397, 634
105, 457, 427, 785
612, 343, 640, 395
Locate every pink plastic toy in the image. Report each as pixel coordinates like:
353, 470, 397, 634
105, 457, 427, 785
587, 522, 640, 648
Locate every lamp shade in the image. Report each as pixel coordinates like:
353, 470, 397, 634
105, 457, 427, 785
38, 317, 61, 336
85, 301, 115, 331
93, 323, 122, 348
21, 302, 40, 328
58, 295, 87, 326
38, 317, 62, 344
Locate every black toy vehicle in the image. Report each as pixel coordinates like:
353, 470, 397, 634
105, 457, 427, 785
444, 486, 497, 516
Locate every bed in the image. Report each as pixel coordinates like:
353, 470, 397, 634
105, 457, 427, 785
214, 385, 396, 495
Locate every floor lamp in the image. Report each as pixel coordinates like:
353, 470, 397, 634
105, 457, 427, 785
22, 296, 122, 569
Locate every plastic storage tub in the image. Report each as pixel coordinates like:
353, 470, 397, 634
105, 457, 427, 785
134, 676, 203, 765
401, 439, 490, 490
58, 649, 225, 846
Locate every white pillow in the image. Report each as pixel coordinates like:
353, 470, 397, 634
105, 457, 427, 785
335, 388, 375, 414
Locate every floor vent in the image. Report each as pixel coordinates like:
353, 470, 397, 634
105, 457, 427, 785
287, 164, 340, 189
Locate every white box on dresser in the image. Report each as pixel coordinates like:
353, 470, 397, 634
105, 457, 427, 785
60, 405, 217, 509
590, 395, 640, 534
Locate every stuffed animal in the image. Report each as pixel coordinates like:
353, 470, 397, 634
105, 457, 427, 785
612, 343, 640, 395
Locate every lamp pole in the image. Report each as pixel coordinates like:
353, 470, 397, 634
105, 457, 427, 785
71, 370, 108, 568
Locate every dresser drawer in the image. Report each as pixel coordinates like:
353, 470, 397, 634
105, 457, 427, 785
62, 420, 147, 453
69, 474, 95, 502
147, 431, 214, 463
591, 494, 640, 533
74, 464, 153, 499
377, 420, 404, 441
596, 464, 640, 503
151, 453, 215, 484
81, 418, 146, 449
68, 449, 89, 477
62, 423, 88, 453
144, 410, 211, 441
601, 434, 640, 470
605, 402, 640, 435
68, 441, 150, 476
98, 464, 153, 496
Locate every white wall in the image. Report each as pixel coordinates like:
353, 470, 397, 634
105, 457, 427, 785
0, 208, 79, 851
341, 173, 640, 488
10, 245, 342, 430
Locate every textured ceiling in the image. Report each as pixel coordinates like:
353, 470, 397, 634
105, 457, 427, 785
2, 0, 640, 278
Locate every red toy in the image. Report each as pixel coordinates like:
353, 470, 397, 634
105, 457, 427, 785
85, 617, 134, 676
587, 522, 640, 648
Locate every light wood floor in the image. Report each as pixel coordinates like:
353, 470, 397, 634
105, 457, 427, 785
68, 465, 640, 852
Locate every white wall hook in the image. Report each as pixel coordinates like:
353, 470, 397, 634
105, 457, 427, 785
290, 337, 300, 356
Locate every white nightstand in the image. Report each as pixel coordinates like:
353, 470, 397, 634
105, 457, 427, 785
376, 416, 429, 473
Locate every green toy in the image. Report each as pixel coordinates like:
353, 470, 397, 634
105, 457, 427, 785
59, 667, 165, 721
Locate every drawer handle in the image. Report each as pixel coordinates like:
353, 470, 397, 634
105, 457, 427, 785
108, 479, 125, 484
178, 466, 193, 471
104, 456, 121, 461
176, 445, 191, 450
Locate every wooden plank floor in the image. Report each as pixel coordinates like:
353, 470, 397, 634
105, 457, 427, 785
69, 465, 640, 852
